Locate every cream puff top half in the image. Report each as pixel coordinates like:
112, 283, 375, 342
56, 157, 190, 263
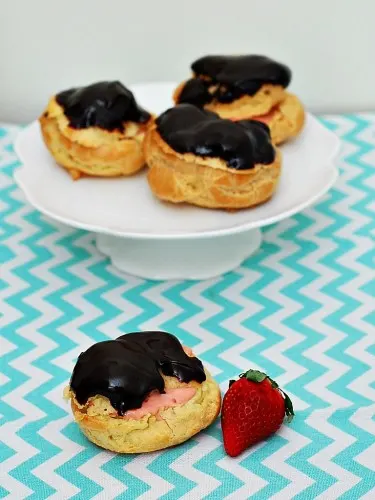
55, 81, 151, 132
155, 104, 276, 170
69, 331, 206, 416
176, 55, 292, 106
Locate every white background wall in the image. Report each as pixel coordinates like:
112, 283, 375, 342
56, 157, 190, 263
0, 0, 373, 123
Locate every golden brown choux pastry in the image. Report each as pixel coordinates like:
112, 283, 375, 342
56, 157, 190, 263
173, 55, 304, 145
39, 81, 153, 180
144, 104, 282, 210
65, 331, 221, 453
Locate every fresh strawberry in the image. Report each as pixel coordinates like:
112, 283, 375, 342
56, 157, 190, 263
221, 369, 294, 457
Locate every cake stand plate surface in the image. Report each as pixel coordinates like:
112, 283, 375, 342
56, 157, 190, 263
14, 82, 340, 280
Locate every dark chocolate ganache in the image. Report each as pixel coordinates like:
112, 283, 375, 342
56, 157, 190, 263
156, 104, 275, 170
70, 331, 206, 416
56, 81, 151, 131
177, 55, 291, 106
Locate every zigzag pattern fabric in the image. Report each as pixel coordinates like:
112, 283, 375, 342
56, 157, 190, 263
0, 115, 374, 499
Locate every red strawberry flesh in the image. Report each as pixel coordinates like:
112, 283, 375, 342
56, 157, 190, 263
221, 370, 294, 457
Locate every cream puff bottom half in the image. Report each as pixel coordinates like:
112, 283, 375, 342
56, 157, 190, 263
248, 93, 305, 145
67, 371, 221, 453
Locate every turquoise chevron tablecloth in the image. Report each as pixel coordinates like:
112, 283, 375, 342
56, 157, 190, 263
0, 114, 374, 499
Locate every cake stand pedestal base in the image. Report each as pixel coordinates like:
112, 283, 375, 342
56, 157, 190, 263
96, 228, 262, 281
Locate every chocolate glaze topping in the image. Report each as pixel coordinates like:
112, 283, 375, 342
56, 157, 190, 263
156, 104, 275, 170
178, 55, 291, 106
56, 81, 151, 131
70, 331, 206, 416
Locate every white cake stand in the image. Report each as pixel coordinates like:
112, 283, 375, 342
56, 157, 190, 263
14, 83, 340, 280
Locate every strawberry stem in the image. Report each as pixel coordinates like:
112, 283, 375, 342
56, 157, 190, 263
241, 369, 267, 383
268, 377, 279, 389
281, 390, 295, 423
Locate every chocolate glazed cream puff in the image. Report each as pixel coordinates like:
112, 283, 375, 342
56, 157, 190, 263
173, 55, 305, 145
39, 81, 153, 180
144, 104, 281, 210
65, 331, 221, 453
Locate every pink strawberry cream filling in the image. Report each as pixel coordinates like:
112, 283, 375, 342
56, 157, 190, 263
119, 345, 197, 419
123, 387, 197, 419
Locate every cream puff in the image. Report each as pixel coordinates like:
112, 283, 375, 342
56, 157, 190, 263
144, 104, 281, 210
65, 331, 221, 453
39, 81, 153, 180
173, 55, 305, 144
